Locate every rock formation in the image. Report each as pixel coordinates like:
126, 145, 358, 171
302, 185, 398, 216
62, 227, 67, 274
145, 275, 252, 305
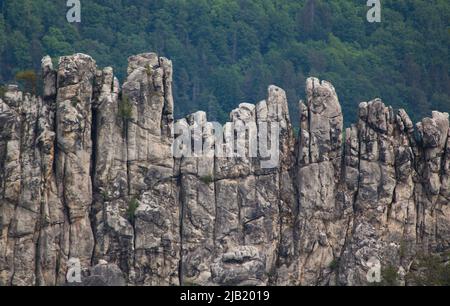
0, 53, 448, 286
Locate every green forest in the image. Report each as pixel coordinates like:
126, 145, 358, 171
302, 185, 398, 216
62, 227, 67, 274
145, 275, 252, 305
0, 0, 448, 126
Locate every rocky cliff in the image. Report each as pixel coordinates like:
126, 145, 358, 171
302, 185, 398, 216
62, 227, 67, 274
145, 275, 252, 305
0, 53, 449, 286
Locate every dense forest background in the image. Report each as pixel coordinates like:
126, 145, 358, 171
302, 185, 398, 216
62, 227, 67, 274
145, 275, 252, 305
0, 0, 448, 126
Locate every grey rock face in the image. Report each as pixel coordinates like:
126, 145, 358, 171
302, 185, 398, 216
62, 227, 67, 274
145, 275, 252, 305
295, 78, 347, 285
55, 53, 96, 276
0, 53, 448, 286
82, 262, 126, 286
337, 101, 449, 286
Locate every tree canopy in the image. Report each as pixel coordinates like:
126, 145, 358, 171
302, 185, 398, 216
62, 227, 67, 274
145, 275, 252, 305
0, 0, 448, 126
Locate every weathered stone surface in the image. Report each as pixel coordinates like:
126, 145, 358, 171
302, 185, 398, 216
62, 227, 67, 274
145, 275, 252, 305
90, 66, 134, 281
0, 53, 448, 286
123, 54, 180, 286
293, 78, 348, 285
55, 54, 96, 280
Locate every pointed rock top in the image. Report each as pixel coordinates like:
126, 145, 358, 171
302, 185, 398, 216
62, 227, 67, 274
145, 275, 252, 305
41, 55, 53, 72
306, 77, 341, 119
127, 53, 160, 75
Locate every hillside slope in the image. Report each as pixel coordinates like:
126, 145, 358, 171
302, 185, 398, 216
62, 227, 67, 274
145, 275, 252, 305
0, 0, 449, 125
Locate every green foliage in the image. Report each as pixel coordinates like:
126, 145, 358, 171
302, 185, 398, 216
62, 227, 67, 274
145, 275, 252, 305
0, 0, 449, 127
15, 70, 37, 94
118, 95, 133, 136
0, 15, 5, 56
0, 84, 6, 99
380, 265, 399, 286
200, 175, 214, 185
293, 126, 300, 137
126, 197, 140, 224
407, 253, 450, 286
118, 95, 133, 121
342, 129, 347, 142
145, 64, 152, 77
42, 27, 73, 56
70, 97, 78, 108
399, 241, 407, 258
183, 281, 202, 286
100, 190, 108, 200
329, 258, 340, 271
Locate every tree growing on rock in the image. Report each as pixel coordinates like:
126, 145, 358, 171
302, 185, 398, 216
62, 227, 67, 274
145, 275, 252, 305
15, 69, 38, 95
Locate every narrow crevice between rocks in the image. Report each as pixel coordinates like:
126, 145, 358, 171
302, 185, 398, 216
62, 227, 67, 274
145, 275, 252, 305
89, 99, 99, 267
